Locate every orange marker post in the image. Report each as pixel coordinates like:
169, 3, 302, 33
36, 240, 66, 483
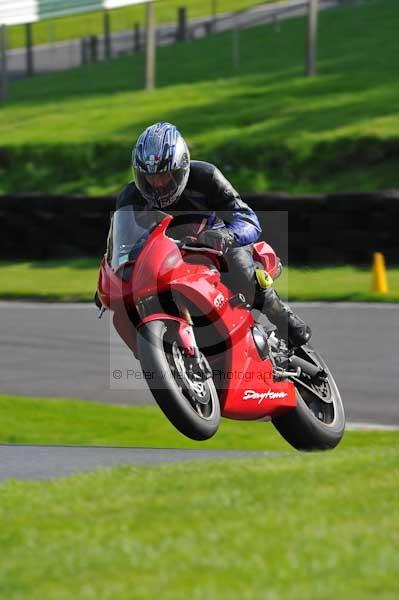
371, 252, 389, 294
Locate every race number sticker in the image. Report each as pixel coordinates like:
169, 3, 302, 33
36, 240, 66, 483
214, 293, 225, 309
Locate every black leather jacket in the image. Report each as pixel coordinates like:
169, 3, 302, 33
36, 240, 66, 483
116, 160, 262, 246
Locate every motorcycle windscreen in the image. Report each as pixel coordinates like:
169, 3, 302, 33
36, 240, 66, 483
107, 206, 168, 269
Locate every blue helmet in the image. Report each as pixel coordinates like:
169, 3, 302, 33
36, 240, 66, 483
132, 122, 190, 209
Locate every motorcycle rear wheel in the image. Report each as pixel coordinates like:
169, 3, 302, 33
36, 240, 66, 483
137, 319, 221, 441
272, 344, 345, 451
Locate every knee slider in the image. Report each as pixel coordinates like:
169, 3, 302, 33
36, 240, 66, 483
255, 268, 274, 290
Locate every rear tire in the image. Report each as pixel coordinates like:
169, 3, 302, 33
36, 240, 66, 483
137, 319, 220, 441
272, 344, 345, 451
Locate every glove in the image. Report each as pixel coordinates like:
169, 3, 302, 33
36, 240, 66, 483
197, 227, 235, 254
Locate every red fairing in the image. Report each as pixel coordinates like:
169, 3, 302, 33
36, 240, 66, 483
97, 213, 297, 422
98, 258, 135, 311
132, 217, 185, 301
218, 328, 297, 419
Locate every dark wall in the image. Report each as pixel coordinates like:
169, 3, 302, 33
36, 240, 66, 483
0, 195, 113, 261
247, 191, 399, 265
1, 191, 398, 265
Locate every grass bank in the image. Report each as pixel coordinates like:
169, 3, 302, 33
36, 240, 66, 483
0, 395, 398, 600
1, 0, 399, 194
0, 261, 398, 302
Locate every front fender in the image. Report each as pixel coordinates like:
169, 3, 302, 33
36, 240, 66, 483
138, 314, 197, 356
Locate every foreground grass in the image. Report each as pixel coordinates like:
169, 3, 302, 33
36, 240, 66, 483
0, 394, 397, 450
0, 393, 288, 449
0, 408, 397, 599
1, 0, 399, 194
0, 260, 398, 302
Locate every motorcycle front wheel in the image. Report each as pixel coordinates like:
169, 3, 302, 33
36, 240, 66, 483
137, 319, 221, 441
272, 344, 345, 451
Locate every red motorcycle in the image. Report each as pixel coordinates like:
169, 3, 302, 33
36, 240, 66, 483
97, 207, 345, 450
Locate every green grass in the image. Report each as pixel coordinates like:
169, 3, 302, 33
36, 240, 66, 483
0, 393, 397, 449
279, 265, 399, 303
0, 396, 397, 599
0, 259, 99, 302
7, 0, 272, 49
1, 0, 399, 194
0, 260, 398, 302
0, 393, 289, 448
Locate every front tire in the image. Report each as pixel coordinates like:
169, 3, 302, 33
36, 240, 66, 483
137, 319, 221, 441
272, 344, 345, 451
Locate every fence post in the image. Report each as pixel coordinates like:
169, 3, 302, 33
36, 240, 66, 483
0, 25, 8, 102
25, 23, 34, 77
145, 1, 156, 90
305, 0, 319, 77
204, 21, 212, 36
177, 7, 188, 42
134, 23, 141, 52
212, 0, 218, 28
81, 37, 89, 66
89, 35, 98, 63
232, 24, 240, 71
103, 11, 111, 59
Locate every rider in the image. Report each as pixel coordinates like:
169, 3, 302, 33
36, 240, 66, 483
115, 121, 311, 347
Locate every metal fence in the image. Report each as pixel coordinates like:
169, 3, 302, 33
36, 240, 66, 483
6, 0, 355, 80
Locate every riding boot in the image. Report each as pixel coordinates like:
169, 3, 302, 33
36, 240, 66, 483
254, 286, 312, 347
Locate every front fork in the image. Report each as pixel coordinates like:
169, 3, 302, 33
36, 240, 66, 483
175, 303, 213, 381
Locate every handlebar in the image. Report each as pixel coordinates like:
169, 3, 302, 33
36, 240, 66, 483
180, 243, 223, 256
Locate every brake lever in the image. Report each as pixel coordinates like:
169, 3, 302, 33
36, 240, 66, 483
168, 235, 224, 256
180, 244, 223, 256
168, 238, 184, 247
98, 305, 107, 319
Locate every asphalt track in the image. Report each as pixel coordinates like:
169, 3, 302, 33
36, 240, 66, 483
0, 445, 285, 482
1, 301, 398, 423
0, 301, 397, 481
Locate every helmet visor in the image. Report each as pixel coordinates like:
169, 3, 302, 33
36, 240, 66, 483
135, 169, 186, 208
